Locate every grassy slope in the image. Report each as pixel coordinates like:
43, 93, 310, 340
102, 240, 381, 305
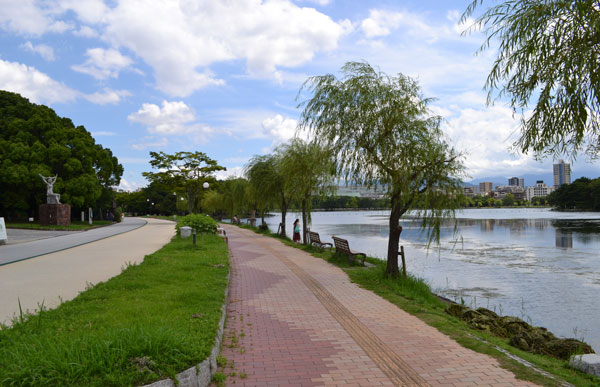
0, 234, 228, 386
239, 224, 600, 387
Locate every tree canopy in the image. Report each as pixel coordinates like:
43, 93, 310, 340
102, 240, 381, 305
0, 90, 122, 220
278, 138, 336, 243
143, 151, 225, 213
245, 152, 293, 236
298, 61, 465, 275
462, 0, 600, 158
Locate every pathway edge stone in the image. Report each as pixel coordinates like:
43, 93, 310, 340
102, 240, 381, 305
145, 249, 230, 387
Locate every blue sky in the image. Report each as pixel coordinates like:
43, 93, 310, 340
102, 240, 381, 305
1, 0, 598, 190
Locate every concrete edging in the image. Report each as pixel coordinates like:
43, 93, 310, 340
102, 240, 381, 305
145, 254, 230, 387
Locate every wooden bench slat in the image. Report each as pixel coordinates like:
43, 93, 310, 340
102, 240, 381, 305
308, 231, 332, 249
332, 236, 366, 266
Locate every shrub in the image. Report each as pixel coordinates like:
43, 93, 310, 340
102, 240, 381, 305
112, 208, 122, 222
176, 214, 217, 235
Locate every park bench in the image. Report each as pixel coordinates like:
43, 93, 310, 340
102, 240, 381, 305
332, 236, 366, 266
308, 231, 332, 249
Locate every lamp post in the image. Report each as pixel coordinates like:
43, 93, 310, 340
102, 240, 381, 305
173, 192, 177, 216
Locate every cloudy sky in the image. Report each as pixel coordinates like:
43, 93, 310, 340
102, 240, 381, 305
1, 0, 598, 190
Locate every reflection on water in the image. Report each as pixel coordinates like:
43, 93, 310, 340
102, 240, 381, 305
265, 209, 600, 352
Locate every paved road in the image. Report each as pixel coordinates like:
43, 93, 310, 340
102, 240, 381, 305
0, 217, 148, 266
5, 228, 76, 245
0, 217, 175, 325
221, 225, 539, 387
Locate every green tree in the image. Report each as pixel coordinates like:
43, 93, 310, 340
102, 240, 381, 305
143, 151, 225, 213
463, 0, 600, 157
245, 153, 294, 236
245, 155, 280, 227
278, 138, 336, 243
502, 193, 515, 206
0, 91, 122, 220
220, 177, 250, 220
298, 61, 466, 276
201, 190, 225, 217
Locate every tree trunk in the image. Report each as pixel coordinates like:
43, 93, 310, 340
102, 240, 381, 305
280, 194, 287, 237
187, 192, 193, 214
386, 201, 403, 276
301, 199, 308, 244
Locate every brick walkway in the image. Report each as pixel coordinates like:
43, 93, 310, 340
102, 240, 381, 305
220, 225, 538, 387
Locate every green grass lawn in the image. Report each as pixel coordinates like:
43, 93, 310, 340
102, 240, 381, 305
6, 220, 113, 231
0, 234, 229, 386
237, 223, 600, 387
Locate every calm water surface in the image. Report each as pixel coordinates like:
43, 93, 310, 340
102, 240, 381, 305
264, 208, 600, 351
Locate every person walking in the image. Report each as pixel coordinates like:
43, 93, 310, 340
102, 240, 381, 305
293, 219, 301, 243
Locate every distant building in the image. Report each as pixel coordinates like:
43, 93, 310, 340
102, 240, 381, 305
526, 180, 554, 201
335, 184, 386, 199
463, 186, 477, 198
553, 159, 571, 188
508, 177, 524, 188
479, 182, 493, 195
494, 185, 525, 201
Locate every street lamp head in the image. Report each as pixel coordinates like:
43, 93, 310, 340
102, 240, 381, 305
203, 182, 209, 189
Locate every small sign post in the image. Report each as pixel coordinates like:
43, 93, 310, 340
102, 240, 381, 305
0, 217, 7, 245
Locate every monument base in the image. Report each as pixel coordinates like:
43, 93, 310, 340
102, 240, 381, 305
40, 204, 71, 226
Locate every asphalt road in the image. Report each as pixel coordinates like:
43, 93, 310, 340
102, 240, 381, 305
0, 217, 148, 266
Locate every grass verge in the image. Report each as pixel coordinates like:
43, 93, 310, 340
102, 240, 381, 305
236, 223, 600, 387
0, 234, 229, 386
6, 220, 113, 231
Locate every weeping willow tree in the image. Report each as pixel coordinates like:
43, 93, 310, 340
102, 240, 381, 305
462, 0, 600, 158
278, 138, 336, 244
298, 61, 466, 276
245, 153, 293, 236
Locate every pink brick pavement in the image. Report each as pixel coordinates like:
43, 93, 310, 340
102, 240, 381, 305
219, 225, 539, 387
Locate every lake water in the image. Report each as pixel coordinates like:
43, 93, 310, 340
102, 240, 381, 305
263, 208, 600, 352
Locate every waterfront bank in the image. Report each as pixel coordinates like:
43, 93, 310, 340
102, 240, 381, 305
264, 208, 600, 353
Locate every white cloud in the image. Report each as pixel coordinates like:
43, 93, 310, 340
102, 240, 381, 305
1, 0, 347, 96
73, 25, 99, 38
0, 58, 78, 103
72, 48, 133, 79
0, 0, 71, 35
360, 8, 461, 43
442, 104, 535, 178
118, 177, 142, 192
128, 100, 213, 140
297, 0, 331, 5
20, 41, 56, 61
130, 136, 169, 151
215, 167, 244, 180
361, 9, 405, 38
98, 0, 344, 96
55, 0, 108, 24
84, 88, 131, 104
261, 114, 297, 144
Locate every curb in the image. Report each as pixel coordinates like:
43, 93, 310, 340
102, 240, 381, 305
145, 247, 230, 387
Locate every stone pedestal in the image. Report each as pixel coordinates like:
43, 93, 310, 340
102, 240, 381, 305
40, 204, 71, 226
